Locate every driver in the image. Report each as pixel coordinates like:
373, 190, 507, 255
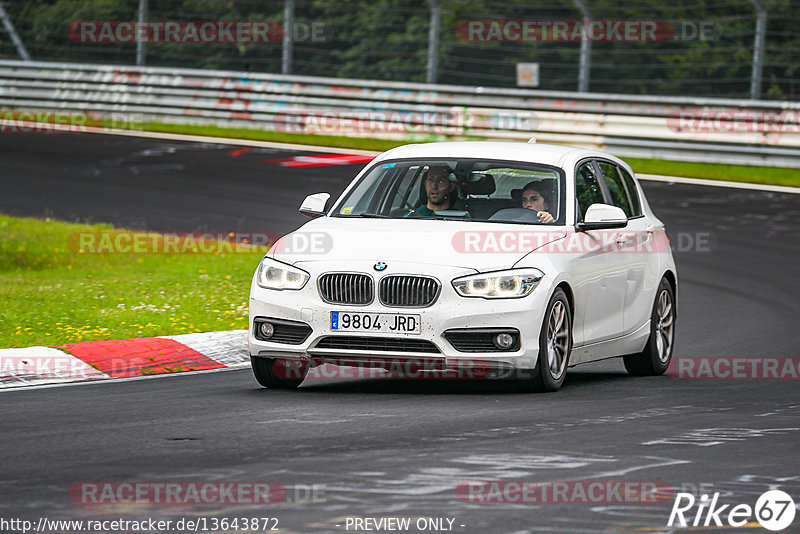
408, 165, 456, 217
520, 180, 555, 223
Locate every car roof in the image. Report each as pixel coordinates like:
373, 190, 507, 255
374, 141, 628, 170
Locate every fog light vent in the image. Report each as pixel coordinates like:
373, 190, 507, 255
259, 322, 274, 339
493, 333, 515, 349
253, 317, 312, 344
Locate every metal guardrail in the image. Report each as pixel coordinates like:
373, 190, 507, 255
1, 59, 799, 167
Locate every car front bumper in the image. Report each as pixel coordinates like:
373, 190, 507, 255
248, 262, 552, 376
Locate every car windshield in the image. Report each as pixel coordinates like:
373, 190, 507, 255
333, 158, 566, 224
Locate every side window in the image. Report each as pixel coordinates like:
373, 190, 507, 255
618, 167, 643, 216
597, 161, 632, 217
575, 161, 605, 220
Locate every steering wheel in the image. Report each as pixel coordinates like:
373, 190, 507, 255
489, 208, 546, 223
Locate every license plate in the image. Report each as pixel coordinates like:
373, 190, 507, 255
330, 312, 421, 334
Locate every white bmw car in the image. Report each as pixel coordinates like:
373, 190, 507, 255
248, 141, 677, 391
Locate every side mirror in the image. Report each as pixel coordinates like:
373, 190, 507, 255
576, 203, 628, 231
299, 193, 330, 218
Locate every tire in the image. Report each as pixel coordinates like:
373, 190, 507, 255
624, 277, 675, 376
251, 357, 307, 389
514, 288, 572, 392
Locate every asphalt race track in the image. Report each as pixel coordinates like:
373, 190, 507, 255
2, 132, 799, 533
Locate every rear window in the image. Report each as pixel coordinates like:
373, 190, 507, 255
618, 166, 643, 216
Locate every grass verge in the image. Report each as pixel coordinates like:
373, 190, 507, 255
0, 214, 264, 348
625, 158, 800, 188
139, 122, 408, 152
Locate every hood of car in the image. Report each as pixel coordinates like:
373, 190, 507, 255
269, 216, 567, 271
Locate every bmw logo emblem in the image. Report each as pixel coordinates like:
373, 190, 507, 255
374, 262, 387, 271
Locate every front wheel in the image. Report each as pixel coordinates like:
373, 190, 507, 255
624, 277, 675, 376
514, 288, 572, 392
251, 357, 307, 389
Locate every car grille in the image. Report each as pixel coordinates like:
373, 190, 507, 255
379, 275, 440, 307
315, 336, 440, 353
318, 273, 373, 305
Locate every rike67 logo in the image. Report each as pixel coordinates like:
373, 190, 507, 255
668, 490, 795, 531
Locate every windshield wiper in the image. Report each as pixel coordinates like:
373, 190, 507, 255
356, 212, 391, 218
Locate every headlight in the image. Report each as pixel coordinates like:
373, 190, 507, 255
256, 257, 310, 290
452, 269, 544, 298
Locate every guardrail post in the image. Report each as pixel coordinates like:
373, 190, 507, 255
282, 0, 295, 75
426, 0, 441, 83
136, 0, 147, 65
0, 1, 31, 61
748, 0, 767, 100
572, 0, 592, 92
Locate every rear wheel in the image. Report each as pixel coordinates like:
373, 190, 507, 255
514, 288, 572, 392
624, 277, 675, 376
251, 357, 307, 389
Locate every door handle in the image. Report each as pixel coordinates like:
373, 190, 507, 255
616, 233, 634, 246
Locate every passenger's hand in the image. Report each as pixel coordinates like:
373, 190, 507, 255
537, 211, 554, 223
